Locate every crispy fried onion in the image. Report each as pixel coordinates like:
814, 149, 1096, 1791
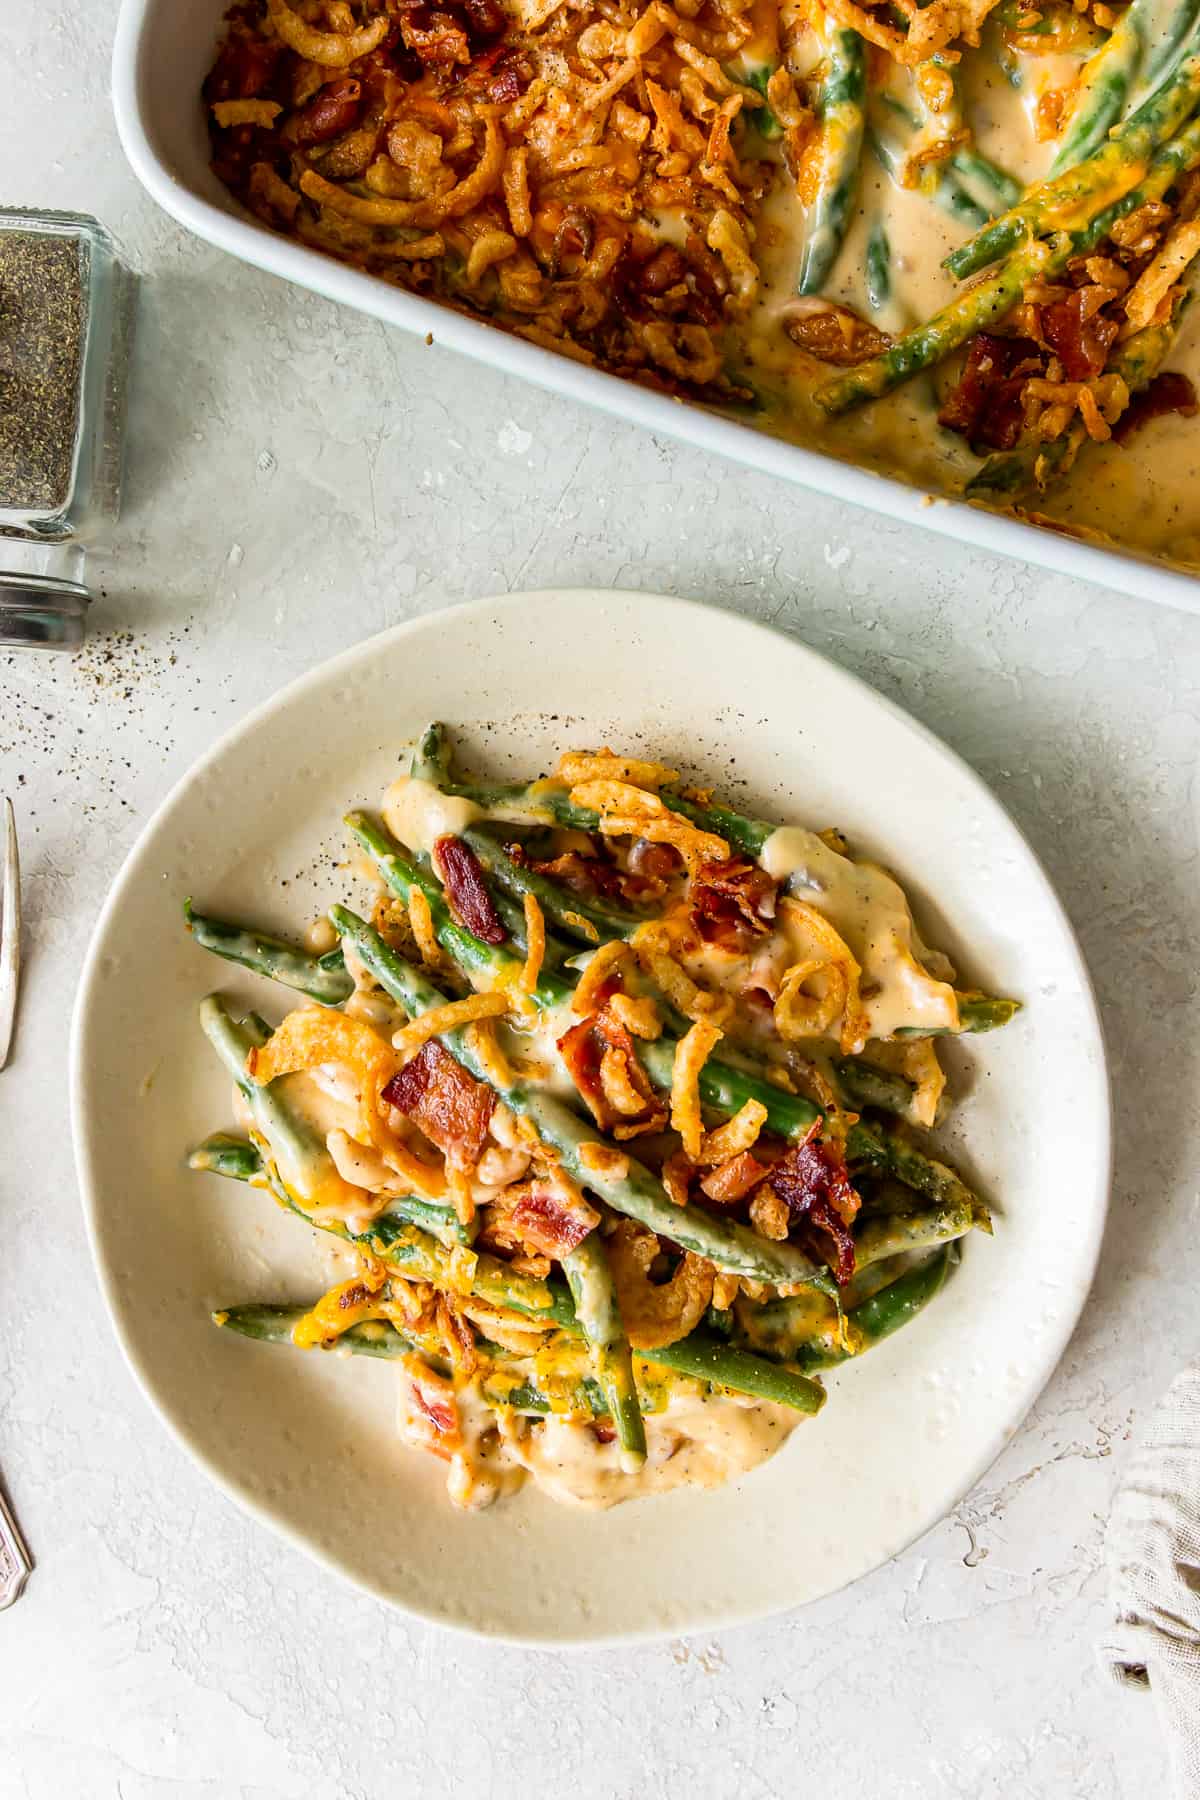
819, 0, 1002, 65
558, 1008, 668, 1137
557, 747, 680, 789
519, 893, 546, 992
572, 939, 631, 1017
211, 98, 282, 128
765, 1130, 861, 1285
299, 115, 505, 229
1121, 219, 1200, 335
784, 299, 892, 367
607, 1219, 715, 1349
245, 1007, 455, 1198
669, 1018, 723, 1159
569, 777, 728, 870
630, 919, 732, 1023
391, 990, 511, 1057
775, 896, 871, 1054
266, 0, 388, 67
698, 1097, 767, 1164
382, 1037, 496, 1170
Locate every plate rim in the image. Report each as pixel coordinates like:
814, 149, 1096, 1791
69, 588, 1113, 1646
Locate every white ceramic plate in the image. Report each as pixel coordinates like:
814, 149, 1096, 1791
111, 0, 1200, 615
71, 591, 1110, 1645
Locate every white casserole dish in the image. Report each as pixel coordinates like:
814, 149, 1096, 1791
112, 0, 1200, 613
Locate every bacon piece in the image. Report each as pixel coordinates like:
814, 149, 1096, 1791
1040, 289, 1119, 381
700, 1149, 769, 1205
399, 6, 471, 66
293, 77, 363, 145
433, 835, 507, 945
766, 1132, 861, 1286
399, 1358, 461, 1459
690, 856, 777, 949
382, 1039, 495, 1167
203, 34, 282, 104
479, 1178, 599, 1259
938, 333, 1043, 453
510, 843, 626, 901
1112, 371, 1199, 443
509, 1182, 599, 1256
558, 1010, 665, 1135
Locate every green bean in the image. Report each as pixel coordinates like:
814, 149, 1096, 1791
794, 1245, 955, 1369
1049, 0, 1148, 176
330, 903, 838, 1290
197, 1008, 474, 1245
214, 1302, 614, 1414
188, 1132, 266, 1182
199, 997, 337, 1206
798, 20, 866, 295
943, 42, 1200, 281
875, 91, 1020, 219
561, 1229, 646, 1466
866, 219, 892, 311
1146, 0, 1200, 83
819, 108, 1200, 413
463, 826, 645, 945
214, 1252, 825, 1412
852, 1200, 987, 1267
831, 1057, 917, 1117
186, 901, 352, 1006
967, 289, 1196, 498
733, 59, 782, 138
341, 827, 991, 1223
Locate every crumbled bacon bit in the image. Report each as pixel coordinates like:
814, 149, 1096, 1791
690, 856, 777, 950
558, 1009, 665, 1135
409, 1364, 459, 1437
203, 34, 282, 104
509, 1184, 598, 1256
1040, 288, 1119, 381
766, 1131, 861, 1285
938, 333, 1043, 453
700, 1149, 769, 1204
382, 1039, 496, 1167
433, 834, 507, 945
1112, 371, 1199, 443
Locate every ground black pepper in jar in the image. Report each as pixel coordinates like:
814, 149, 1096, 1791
0, 209, 133, 650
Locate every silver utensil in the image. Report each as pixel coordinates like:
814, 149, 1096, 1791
0, 799, 30, 1606
0, 796, 19, 1068
0, 1484, 31, 1610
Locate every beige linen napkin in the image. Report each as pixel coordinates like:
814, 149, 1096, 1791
1100, 1361, 1200, 1798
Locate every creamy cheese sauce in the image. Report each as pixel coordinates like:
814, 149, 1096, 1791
759, 825, 958, 1035
382, 776, 484, 855
491, 1387, 800, 1508
733, 30, 1200, 568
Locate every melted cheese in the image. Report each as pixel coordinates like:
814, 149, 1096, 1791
493, 1387, 800, 1509
759, 827, 957, 1037
382, 775, 483, 855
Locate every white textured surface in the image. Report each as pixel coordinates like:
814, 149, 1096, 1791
1, 3, 1198, 1792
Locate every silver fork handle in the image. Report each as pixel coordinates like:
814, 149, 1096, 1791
0, 1486, 31, 1609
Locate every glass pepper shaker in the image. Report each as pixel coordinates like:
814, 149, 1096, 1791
0, 209, 134, 650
